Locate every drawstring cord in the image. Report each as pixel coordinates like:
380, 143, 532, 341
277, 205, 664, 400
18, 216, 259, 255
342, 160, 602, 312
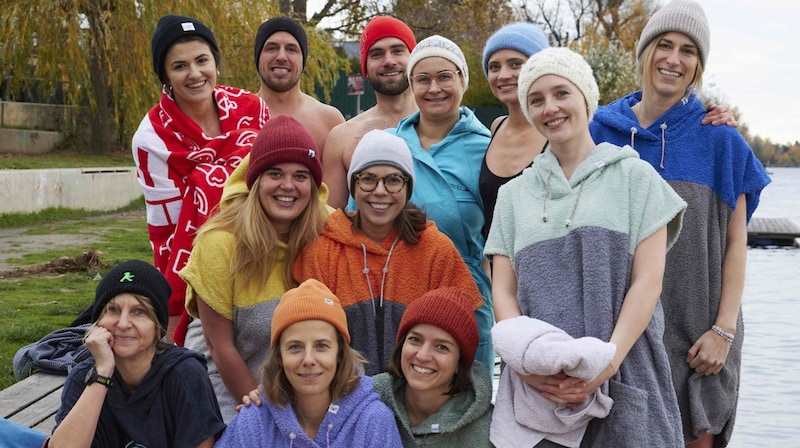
659, 122, 667, 169
565, 181, 585, 229
325, 423, 333, 447
360, 235, 400, 315
542, 171, 553, 223
629, 127, 637, 149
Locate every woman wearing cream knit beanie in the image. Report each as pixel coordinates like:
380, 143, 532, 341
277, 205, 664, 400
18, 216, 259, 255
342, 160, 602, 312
488, 45, 687, 446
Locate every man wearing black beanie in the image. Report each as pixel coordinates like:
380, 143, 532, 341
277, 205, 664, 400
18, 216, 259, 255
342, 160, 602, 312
253, 15, 344, 155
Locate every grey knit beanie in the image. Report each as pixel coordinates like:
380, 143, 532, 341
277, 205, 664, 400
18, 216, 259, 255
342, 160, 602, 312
407, 35, 469, 90
517, 47, 599, 124
347, 130, 416, 197
637, 0, 710, 67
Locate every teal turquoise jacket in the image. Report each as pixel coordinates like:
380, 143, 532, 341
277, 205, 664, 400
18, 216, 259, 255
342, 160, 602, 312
392, 108, 495, 373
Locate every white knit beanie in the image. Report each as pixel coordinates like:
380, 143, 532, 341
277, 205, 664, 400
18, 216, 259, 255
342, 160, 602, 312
347, 130, 416, 197
637, 0, 710, 67
407, 35, 469, 90
516, 47, 599, 124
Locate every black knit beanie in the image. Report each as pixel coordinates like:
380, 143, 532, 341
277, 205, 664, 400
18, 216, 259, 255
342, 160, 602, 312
92, 260, 171, 331
254, 16, 308, 71
151, 14, 219, 84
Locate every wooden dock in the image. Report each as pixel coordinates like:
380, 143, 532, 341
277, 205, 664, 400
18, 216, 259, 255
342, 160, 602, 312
0, 372, 65, 435
747, 217, 800, 247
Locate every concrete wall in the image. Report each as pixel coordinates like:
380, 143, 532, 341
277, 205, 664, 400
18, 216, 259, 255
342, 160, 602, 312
0, 128, 64, 154
0, 101, 70, 131
0, 168, 142, 214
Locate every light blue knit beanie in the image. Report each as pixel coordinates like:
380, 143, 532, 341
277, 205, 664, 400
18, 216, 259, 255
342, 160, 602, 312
482, 22, 550, 76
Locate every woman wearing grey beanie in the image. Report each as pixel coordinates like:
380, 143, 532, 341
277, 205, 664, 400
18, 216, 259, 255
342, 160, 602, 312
295, 129, 485, 378
590, 1, 771, 446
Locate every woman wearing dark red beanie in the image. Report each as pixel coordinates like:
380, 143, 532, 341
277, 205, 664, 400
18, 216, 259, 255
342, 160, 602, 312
131, 14, 269, 347
372, 287, 493, 447
179, 115, 330, 422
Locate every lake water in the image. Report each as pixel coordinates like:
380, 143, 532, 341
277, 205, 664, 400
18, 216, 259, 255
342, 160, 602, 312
731, 167, 800, 447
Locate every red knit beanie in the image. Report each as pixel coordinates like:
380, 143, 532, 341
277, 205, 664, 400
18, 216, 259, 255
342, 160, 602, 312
360, 16, 417, 77
397, 287, 479, 368
246, 115, 322, 189
270, 279, 350, 348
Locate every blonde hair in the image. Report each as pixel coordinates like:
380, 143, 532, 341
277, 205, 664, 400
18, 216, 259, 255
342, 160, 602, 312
196, 172, 328, 291
637, 34, 704, 96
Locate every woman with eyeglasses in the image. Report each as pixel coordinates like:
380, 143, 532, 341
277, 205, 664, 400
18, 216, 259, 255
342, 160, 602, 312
295, 129, 484, 376
389, 35, 495, 374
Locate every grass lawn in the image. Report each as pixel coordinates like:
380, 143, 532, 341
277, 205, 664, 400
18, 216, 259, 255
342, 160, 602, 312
0, 205, 151, 390
0, 147, 134, 170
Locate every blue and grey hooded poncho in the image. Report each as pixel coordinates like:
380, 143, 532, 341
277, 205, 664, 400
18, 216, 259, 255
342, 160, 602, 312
590, 91, 771, 445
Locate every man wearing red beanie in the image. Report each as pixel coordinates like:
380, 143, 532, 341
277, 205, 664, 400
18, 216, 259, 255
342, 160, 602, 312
323, 16, 418, 209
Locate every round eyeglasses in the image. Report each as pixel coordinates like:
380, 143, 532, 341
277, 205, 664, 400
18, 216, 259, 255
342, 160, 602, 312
410, 70, 460, 89
354, 172, 409, 193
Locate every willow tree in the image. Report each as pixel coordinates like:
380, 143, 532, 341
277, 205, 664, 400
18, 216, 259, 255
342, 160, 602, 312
0, 1, 348, 154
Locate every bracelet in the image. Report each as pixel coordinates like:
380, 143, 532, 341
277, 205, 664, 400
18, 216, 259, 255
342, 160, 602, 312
711, 325, 735, 343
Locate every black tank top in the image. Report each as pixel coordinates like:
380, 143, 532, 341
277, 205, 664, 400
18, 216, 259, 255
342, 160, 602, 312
479, 117, 545, 238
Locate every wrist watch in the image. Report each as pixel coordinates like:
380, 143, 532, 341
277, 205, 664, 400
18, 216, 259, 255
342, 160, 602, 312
84, 365, 113, 388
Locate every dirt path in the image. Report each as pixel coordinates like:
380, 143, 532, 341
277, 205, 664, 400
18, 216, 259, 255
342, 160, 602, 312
0, 209, 146, 276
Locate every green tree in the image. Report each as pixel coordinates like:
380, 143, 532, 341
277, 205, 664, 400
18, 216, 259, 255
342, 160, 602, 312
0, 1, 347, 154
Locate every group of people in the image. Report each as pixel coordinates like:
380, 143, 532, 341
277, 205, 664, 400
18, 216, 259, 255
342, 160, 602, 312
43, 0, 770, 447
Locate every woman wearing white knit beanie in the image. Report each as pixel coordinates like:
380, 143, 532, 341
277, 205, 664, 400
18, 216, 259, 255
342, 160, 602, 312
374, 35, 497, 376
487, 46, 687, 447
590, 1, 771, 447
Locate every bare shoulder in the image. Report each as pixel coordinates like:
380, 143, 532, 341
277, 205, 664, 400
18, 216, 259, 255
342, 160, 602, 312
302, 93, 345, 126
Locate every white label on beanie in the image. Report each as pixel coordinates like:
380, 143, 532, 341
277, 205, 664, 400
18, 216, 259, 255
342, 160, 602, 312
323, 297, 334, 306
308, 149, 316, 158
181, 22, 196, 32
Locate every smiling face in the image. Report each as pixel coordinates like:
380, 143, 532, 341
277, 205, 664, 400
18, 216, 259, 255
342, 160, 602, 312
643, 32, 700, 103
487, 49, 528, 106
400, 323, 461, 396
525, 74, 589, 147
97, 293, 158, 364
164, 40, 217, 109
279, 320, 339, 402
258, 31, 303, 93
365, 37, 411, 96
353, 165, 408, 243
410, 57, 464, 121
257, 162, 313, 235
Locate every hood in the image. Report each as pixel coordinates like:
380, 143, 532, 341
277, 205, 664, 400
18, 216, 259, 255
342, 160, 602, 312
395, 107, 490, 142
591, 91, 706, 170
530, 143, 640, 199
320, 209, 433, 255
268, 375, 382, 445
131, 344, 204, 401
524, 143, 639, 230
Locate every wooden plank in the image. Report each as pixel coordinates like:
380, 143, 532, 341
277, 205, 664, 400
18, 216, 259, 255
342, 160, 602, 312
6, 387, 62, 429
31, 413, 57, 436
0, 373, 66, 418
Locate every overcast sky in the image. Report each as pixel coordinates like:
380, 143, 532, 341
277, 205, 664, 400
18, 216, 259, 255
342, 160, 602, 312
701, 0, 800, 144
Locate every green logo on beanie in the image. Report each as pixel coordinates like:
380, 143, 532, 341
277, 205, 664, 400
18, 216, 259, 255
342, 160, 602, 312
119, 272, 135, 283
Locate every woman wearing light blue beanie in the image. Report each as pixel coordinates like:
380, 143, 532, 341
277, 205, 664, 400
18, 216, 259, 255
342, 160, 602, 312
479, 22, 550, 240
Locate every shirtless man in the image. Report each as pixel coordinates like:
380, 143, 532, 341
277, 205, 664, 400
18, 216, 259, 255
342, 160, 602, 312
254, 16, 345, 153
323, 16, 418, 209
